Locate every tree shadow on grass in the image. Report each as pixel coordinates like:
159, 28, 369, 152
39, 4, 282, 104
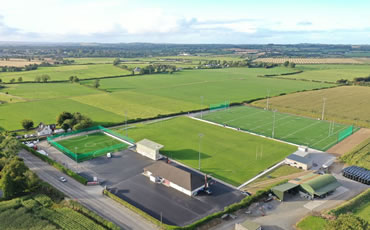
161, 149, 211, 161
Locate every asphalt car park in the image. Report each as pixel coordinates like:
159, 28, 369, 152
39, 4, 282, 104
41, 142, 245, 226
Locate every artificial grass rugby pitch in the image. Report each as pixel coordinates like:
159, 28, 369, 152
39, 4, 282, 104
201, 106, 356, 151
114, 116, 297, 186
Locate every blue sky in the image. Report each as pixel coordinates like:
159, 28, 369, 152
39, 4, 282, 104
0, 0, 369, 44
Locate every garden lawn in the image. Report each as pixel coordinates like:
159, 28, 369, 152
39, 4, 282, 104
115, 116, 297, 186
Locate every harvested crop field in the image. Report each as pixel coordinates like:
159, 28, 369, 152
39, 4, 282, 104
252, 86, 370, 128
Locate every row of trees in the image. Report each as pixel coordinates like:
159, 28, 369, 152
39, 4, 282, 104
0, 63, 48, 73
34, 74, 51, 83
138, 64, 177, 74
56, 112, 93, 131
198, 59, 281, 69
0, 133, 39, 199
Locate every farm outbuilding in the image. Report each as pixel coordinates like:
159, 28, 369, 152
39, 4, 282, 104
235, 220, 262, 230
136, 139, 163, 161
143, 161, 205, 196
285, 152, 312, 170
342, 166, 370, 185
270, 182, 299, 201
272, 173, 341, 200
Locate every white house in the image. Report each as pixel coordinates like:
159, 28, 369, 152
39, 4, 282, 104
133, 67, 142, 73
36, 123, 55, 136
143, 161, 206, 196
136, 139, 163, 161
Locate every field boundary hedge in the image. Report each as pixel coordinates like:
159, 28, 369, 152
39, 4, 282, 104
22, 145, 88, 185
103, 180, 287, 229
329, 189, 370, 217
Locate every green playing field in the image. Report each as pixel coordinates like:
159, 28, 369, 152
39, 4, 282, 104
56, 132, 128, 155
201, 106, 357, 151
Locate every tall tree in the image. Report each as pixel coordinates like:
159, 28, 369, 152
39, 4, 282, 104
56, 112, 73, 126
93, 79, 100, 88
21, 119, 34, 130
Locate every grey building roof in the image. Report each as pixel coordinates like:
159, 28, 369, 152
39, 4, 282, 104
286, 153, 312, 165
144, 161, 205, 191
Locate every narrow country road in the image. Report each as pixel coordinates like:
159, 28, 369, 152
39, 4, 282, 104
19, 150, 158, 230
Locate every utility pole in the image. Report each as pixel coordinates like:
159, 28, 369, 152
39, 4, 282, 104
321, 97, 326, 120
272, 110, 277, 138
198, 133, 204, 170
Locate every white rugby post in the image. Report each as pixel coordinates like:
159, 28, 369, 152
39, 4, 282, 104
272, 109, 277, 138
198, 133, 204, 170
321, 97, 327, 120
200, 96, 204, 119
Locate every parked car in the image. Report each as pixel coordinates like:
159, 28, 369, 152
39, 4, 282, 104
59, 177, 67, 182
241, 191, 251, 196
195, 187, 213, 196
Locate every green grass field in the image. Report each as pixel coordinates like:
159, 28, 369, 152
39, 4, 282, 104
56, 132, 127, 155
0, 64, 131, 82
252, 86, 370, 128
297, 216, 328, 230
201, 106, 354, 151
340, 138, 370, 170
115, 116, 297, 186
0, 67, 332, 130
289, 64, 370, 82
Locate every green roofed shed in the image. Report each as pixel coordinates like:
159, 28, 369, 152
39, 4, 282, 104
301, 174, 340, 197
271, 182, 299, 201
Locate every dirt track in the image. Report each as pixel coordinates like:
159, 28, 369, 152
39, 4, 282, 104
327, 128, 370, 156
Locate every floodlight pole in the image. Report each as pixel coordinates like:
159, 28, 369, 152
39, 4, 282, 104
200, 96, 204, 119
125, 111, 128, 136
198, 133, 204, 170
321, 97, 326, 120
272, 110, 276, 138
266, 89, 270, 110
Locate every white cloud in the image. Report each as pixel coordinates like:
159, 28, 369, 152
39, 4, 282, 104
0, 0, 369, 43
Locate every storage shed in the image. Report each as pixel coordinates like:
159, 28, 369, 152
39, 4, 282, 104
272, 173, 341, 201
271, 182, 299, 201
136, 139, 163, 161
